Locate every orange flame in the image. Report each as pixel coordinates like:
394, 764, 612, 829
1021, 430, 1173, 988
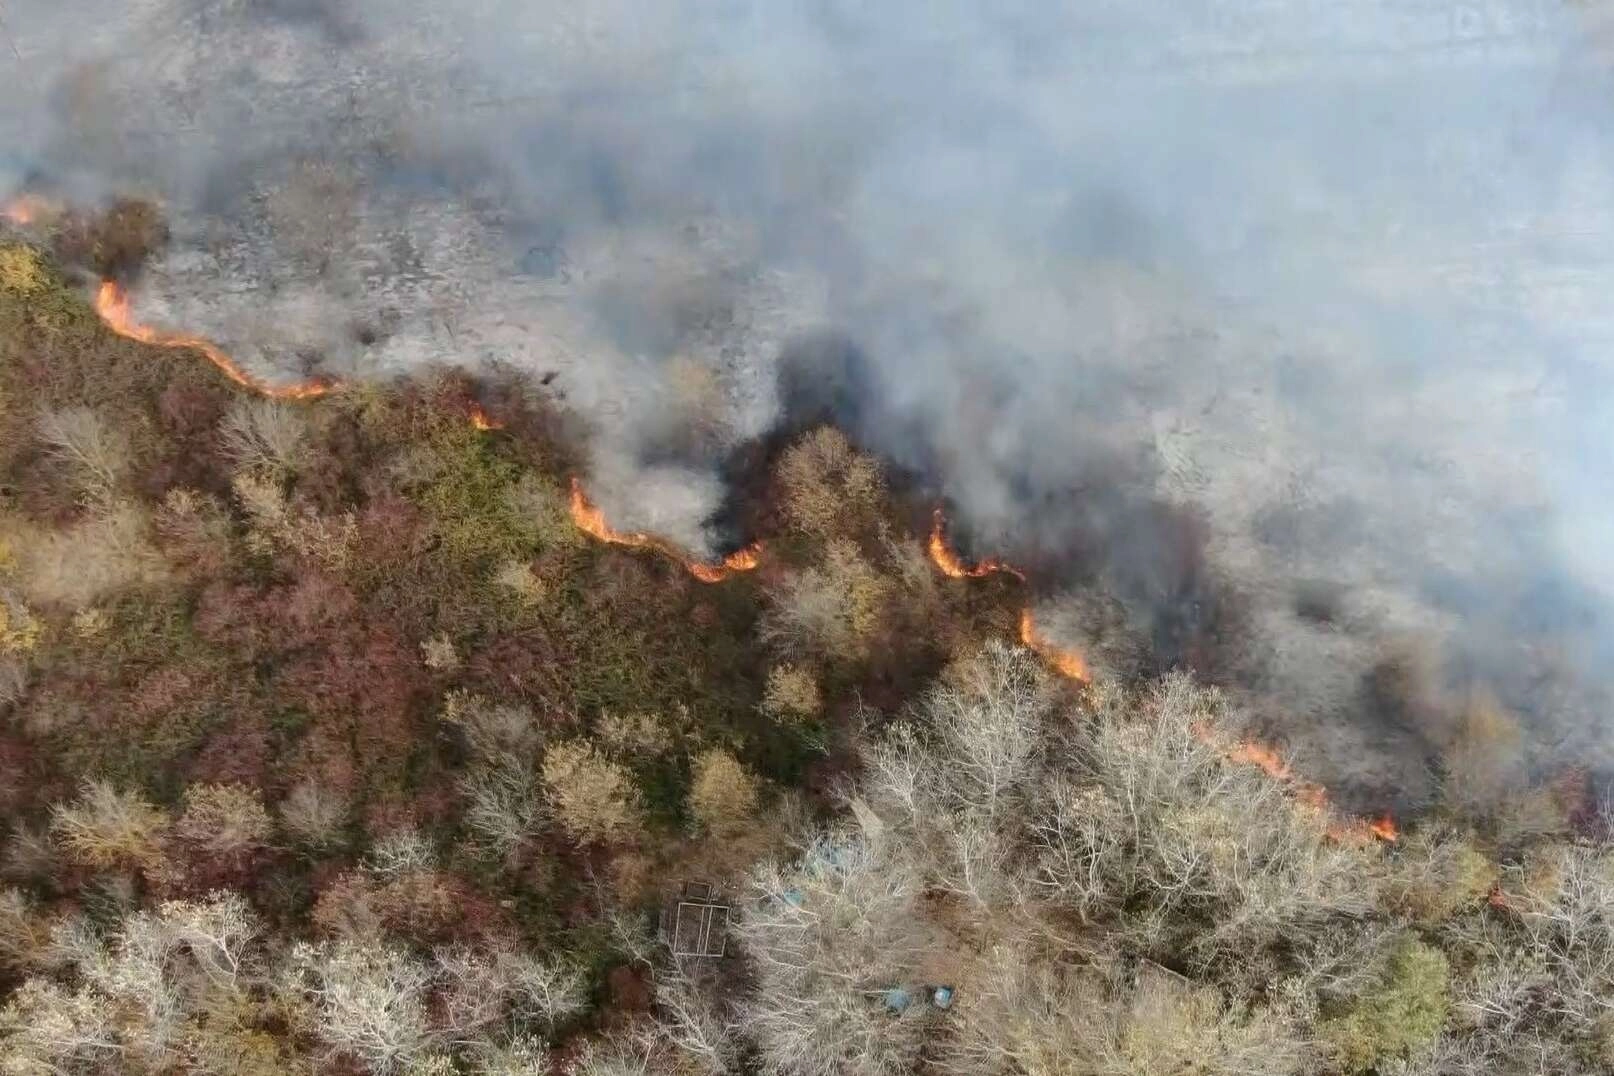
70, 278, 1407, 844
1018, 608, 1090, 682
925, 503, 1394, 843
1227, 739, 1295, 783
1213, 730, 1397, 843
927, 509, 1026, 582
568, 478, 761, 584
94, 281, 334, 400
1, 194, 54, 226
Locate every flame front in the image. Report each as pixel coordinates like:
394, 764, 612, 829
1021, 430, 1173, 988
1227, 740, 1294, 783
568, 478, 761, 584
74, 280, 1399, 840
927, 509, 1026, 582
1213, 729, 1397, 844
927, 500, 1394, 845
95, 281, 334, 401
1018, 608, 1090, 682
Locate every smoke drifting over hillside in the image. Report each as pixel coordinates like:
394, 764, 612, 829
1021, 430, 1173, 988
6, 0, 1614, 801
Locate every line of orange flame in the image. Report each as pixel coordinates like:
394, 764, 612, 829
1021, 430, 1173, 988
1018, 608, 1090, 682
927, 509, 1026, 582
567, 478, 761, 584
88, 278, 759, 584
1217, 733, 1397, 841
928, 507, 1396, 842
94, 281, 336, 400
82, 273, 1396, 839
927, 509, 1087, 681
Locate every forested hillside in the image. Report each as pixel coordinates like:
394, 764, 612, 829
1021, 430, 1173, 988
0, 238, 1610, 1074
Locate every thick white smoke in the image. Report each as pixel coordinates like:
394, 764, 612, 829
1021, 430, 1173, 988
5, 0, 1614, 798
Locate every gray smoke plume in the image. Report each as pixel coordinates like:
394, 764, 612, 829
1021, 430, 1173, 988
5, 0, 1614, 803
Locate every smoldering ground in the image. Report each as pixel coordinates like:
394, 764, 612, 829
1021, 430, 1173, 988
5, 0, 1614, 805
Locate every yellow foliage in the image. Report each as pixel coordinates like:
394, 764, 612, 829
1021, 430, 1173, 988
234, 473, 356, 571
70, 607, 109, 639
51, 780, 168, 870
597, 710, 678, 759
763, 539, 893, 662
175, 783, 273, 857
541, 740, 643, 845
1439, 691, 1525, 818
493, 558, 546, 606
777, 427, 884, 539
420, 633, 459, 671
0, 597, 40, 654
688, 748, 760, 834
2, 503, 168, 609
1383, 830, 1497, 924
0, 245, 46, 296
761, 663, 822, 722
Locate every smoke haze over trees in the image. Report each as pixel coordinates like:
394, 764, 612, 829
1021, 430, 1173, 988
5, 2, 1614, 796
2, 227, 1614, 1071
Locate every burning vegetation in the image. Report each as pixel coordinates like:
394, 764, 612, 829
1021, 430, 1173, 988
927, 503, 1398, 843
567, 477, 763, 584
0, 239, 1603, 1075
94, 280, 335, 400
0, 195, 55, 227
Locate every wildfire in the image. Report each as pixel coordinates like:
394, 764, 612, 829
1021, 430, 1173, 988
1, 194, 54, 226
927, 509, 1026, 582
925, 500, 1395, 842
1215, 730, 1397, 843
1227, 740, 1294, 783
95, 281, 335, 400
86, 275, 763, 584
71, 274, 1404, 844
1321, 813, 1401, 845
1369, 813, 1400, 841
928, 507, 1086, 680
1018, 608, 1090, 682
567, 478, 762, 584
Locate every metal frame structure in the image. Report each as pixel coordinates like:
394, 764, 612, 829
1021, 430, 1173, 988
669, 881, 730, 958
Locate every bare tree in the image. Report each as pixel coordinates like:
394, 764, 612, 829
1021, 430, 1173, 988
218, 398, 309, 478
939, 957, 1306, 1076
649, 962, 739, 1075
51, 779, 169, 871
282, 940, 440, 1074
0, 977, 122, 1072
731, 835, 938, 1076
461, 762, 544, 859
36, 406, 126, 503
279, 780, 350, 851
